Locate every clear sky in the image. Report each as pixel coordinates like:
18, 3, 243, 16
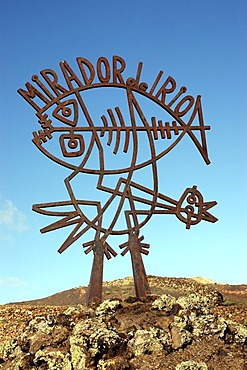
0, 0, 246, 304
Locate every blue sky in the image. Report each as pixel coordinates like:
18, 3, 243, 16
0, 0, 246, 304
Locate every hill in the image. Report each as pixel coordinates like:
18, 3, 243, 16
9, 275, 247, 308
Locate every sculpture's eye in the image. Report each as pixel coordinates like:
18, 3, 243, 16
59, 133, 85, 157
53, 99, 78, 127
186, 192, 199, 206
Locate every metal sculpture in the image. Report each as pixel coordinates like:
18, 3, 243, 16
18, 56, 217, 305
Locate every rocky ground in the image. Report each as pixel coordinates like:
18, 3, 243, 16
0, 276, 246, 369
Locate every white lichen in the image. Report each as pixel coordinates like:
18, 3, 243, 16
34, 349, 71, 370
175, 360, 208, 370
191, 314, 227, 337
70, 343, 87, 370
95, 300, 121, 317
226, 319, 247, 345
152, 294, 177, 310
64, 304, 93, 318
128, 329, 164, 356
0, 339, 22, 361
177, 293, 214, 314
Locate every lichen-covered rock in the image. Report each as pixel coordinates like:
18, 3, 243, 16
171, 304, 228, 341
69, 318, 93, 367
225, 319, 247, 345
5, 353, 33, 370
170, 314, 192, 349
63, 304, 94, 320
152, 294, 177, 310
177, 293, 214, 315
190, 313, 227, 337
89, 327, 126, 356
97, 356, 130, 369
128, 329, 164, 356
172, 312, 191, 331
72, 317, 105, 338
29, 325, 69, 354
0, 339, 22, 361
95, 300, 121, 317
33, 349, 71, 370
70, 342, 87, 370
175, 360, 208, 370
171, 326, 192, 349
26, 315, 55, 335
151, 327, 171, 348
70, 316, 126, 363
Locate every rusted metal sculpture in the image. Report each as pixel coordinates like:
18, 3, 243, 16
18, 56, 217, 305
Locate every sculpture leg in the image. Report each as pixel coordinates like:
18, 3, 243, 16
129, 232, 151, 300
86, 240, 104, 306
